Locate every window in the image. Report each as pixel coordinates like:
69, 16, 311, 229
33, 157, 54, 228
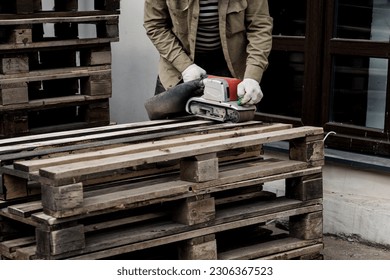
323, 0, 390, 155
257, 0, 390, 156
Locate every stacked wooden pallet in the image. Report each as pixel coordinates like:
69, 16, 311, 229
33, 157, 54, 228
0, 0, 119, 137
0, 118, 324, 260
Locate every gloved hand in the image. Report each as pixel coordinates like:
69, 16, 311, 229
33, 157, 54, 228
182, 64, 206, 82
237, 78, 263, 105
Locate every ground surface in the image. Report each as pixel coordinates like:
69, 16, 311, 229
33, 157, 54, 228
322, 234, 390, 260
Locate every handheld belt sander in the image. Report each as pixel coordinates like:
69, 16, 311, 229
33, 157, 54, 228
144, 76, 256, 123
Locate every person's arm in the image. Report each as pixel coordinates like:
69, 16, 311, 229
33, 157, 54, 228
238, 0, 273, 105
244, 0, 273, 83
143, 0, 193, 73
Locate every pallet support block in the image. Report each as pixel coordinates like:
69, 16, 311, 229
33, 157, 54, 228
41, 183, 83, 217
9, 26, 32, 45
286, 173, 323, 201
289, 211, 323, 240
289, 135, 324, 166
36, 224, 85, 257
172, 195, 215, 226
81, 47, 112, 66
0, 0, 35, 14
85, 101, 110, 124
178, 235, 217, 260
0, 82, 29, 105
82, 73, 112, 96
97, 20, 119, 38
1, 174, 28, 200
0, 112, 29, 137
54, 0, 78, 11
95, 0, 120, 11
0, 56, 29, 74
180, 153, 219, 183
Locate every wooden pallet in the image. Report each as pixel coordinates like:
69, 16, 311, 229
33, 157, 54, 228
0, 191, 323, 260
0, 1, 118, 137
0, 119, 324, 259
0, 98, 110, 137
0, 0, 119, 15
0, 46, 112, 136
0, 0, 119, 51
0, 45, 112, 102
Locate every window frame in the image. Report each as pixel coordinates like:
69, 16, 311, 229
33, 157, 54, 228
256, 0, 325, 126
256, 0, 390, 156
321, 0, 390, 155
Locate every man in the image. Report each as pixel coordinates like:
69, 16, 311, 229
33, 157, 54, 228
144, 0, 273, 105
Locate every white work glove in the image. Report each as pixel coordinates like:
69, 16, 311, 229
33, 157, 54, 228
237, 78, 263, 105
182, 64, 206, 82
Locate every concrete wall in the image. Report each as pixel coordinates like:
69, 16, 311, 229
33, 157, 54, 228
323, 164, 390, 246
263, 148, 390, 247
110, 1, 159, 124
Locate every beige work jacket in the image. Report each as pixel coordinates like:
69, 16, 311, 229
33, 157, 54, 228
144, 0, 273, 89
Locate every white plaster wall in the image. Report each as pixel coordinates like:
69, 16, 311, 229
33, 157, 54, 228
110, 1, 160, 123
262, 150, 390, 246
323, 164, 390, 246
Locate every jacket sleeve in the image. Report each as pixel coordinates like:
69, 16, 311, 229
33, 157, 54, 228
244, 0, 273, 82
143, 0, 192, 73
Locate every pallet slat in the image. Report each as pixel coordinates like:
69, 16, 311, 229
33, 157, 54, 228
36, 126, 323, 183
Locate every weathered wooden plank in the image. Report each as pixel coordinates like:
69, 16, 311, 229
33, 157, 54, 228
0, 38, 119, 51
67, 203, 322, 260
218, 237, 321, 260
13, 123, 284, 172
38, 126, 323, 184
26, 165, 320, 227
0, 119, 212, 152
255, 244, 323, 260
84, 212, 167, 233
0, 236, 35, 259
0, 65, 111, 84
0, 14, 119, 26
215, 190, 275, 206
39, 160, 317, 218
14, 245, 37, 260
8, 201, 42, 218
0, 118, 183, 146
0, 208, 39, 228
